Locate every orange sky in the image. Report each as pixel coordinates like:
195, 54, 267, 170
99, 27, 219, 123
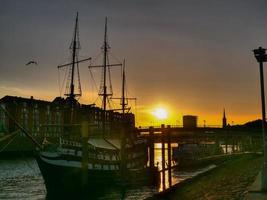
1, 0, 267, 126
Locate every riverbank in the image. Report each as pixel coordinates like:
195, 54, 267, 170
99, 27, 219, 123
147, 153, 263, 200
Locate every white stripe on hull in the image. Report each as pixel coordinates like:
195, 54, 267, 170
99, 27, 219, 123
40, 156, 119, 171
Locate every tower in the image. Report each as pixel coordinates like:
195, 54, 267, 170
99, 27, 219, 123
222, 108, 227, 128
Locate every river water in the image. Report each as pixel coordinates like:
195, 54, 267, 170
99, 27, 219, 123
0, 145, 215, 200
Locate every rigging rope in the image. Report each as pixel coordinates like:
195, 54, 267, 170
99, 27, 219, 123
0, 133, 18, 153
57, 68, 61, 97
89, 68, 99, 93
107, 55, 113, 96
76, 51, 82, 97
135, 99, 138, 126
89, 68, 99, 104
110, 52, 122, 65
90, 51, 102, 65
58, 64, 69, 97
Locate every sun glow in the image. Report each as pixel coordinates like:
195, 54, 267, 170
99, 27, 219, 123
153, 108, 168, 120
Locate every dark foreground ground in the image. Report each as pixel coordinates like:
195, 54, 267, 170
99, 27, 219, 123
148, 154, 263, 200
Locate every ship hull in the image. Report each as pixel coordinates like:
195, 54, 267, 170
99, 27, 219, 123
36, 156, 123, 198
36, 155, 159, 199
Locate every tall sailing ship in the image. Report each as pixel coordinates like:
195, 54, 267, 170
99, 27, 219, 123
33, 14, 159, 197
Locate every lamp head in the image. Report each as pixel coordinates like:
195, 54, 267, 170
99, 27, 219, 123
253, 47, 267, 63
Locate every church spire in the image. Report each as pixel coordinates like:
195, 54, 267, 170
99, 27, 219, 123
223, 108, 227, 128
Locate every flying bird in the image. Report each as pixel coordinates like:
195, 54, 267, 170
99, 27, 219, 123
25, 61, 38, 66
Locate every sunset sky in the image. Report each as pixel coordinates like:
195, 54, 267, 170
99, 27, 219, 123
1, 0, 267, 126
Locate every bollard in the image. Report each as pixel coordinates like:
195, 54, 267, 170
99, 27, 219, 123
149, 126, 155, 168
161, 124, 166, 190
81, 121, 89, 188
120, 122, 127, 183
167, 125, 172, 187
225, 142, 228, 154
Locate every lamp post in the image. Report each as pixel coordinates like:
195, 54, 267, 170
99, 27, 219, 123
253, 46, 267, 191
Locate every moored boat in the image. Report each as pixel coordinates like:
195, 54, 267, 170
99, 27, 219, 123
34, 13, 159, 197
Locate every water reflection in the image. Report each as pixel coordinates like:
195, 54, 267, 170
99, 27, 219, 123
153, 141, 243, 191
0, 158, 159, 200
0, 153, 211, 199
0, 158, 46, 200
1, 139, 255, 199
153, 142, 219, 191
154, 143, 175, 191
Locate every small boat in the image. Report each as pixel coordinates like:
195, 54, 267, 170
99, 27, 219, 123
172, 143, 224, 163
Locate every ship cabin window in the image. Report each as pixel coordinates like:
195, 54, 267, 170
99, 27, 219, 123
95, 164, 101, 169
104, 153, 109, 160
88, 152, 94, 158
97, 154, 101, 159
88, 163, 93, 169
94, 112, 97, 120
103, 165, 109, 170
127, 163, 131, 168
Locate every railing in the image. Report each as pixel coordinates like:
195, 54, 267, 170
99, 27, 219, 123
137, 124, 222, 130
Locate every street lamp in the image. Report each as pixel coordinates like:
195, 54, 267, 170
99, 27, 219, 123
253, 46, 267, 191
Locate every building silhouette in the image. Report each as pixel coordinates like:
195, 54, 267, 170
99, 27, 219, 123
0, 95, 135, 138
183, 115, 197, 128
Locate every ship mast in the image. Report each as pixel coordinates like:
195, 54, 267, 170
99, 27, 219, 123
111, 60, 137, 116
103, 17, 108, 114
88, 18, 123, 135
120, 60, 126, 178
100, 17, 110, 135
58, 13, 91, 103
57, 12, 91, 123
122, 59, 126, 116
69, 12, 79, 102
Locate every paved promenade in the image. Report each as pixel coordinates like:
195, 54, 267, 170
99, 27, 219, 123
148, 154, 263, 200
246, 172, 267, 200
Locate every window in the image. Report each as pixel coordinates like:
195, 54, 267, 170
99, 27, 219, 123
0, 103, 6, 134
32, 104, 40, 136
21, 102, 28, 135
55, 107, 61, 135
46, 105, 51, 134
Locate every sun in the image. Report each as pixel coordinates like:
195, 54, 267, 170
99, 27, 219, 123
153, 108, 168, 120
